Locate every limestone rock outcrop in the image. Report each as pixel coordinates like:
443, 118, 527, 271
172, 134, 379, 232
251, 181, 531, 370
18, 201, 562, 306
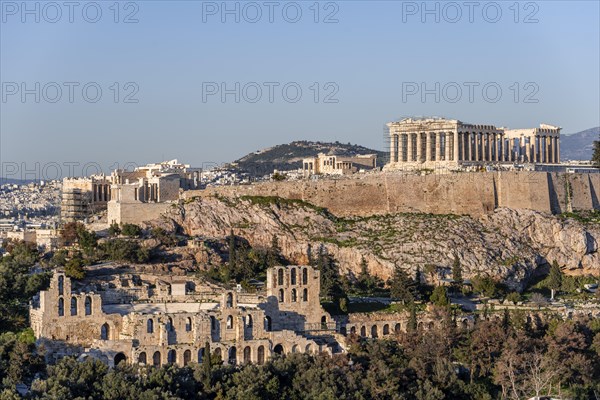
156, 196, 599, 290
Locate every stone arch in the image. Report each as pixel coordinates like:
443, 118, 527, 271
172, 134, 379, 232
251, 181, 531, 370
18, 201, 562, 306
226, 292, 233, 308
383, 324, 390, 335
302, 288, 308, 302
291, 268, 297, 285
350, 326, 356, 335
114, 352, 126, 366
273, 344, 284, 355
278, 289, 284, 302
360, 326, 366, 336
84, 296, 92, 315
228, 346, 237, 365
305, 344, 312, 354
257, 345, 265, 365
58, 275, 64, 295
264, 316, 272, 332
186, 317, 192, 332
394, 323, 401, 334
291, 288, 297, 302
58, 297, 64, 316
138, 352, 147, 364
246, 315, 253, 328
198, 348, 204, 363
167, 349, 176, 364
428, 321, 435, 330
183, 349, 191, 366
226, 315, 233, 329
461, 319, 469, 329
321, 315, 327, 329
147, 318, 154, 333
291, 344, 299, 353
167, 317, 174, 332
210, 316, 217, 331
371, 325, 378, 338
70, 297, 78, 316
100, 323, 110, 340
243, 346, 251, 364
277, 268, 284, 286
302, 268, 308, 285
153, 351, 161, 366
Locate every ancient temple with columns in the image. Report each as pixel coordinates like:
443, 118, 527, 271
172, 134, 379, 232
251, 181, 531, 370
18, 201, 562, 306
385, 117, 561, 170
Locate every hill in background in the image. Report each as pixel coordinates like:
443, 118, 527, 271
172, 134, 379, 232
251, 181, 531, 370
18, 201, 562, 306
560, 127, 599, 161
232, 140, 385, 176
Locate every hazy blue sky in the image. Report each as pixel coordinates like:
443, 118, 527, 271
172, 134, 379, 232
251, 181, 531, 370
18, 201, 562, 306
1, 0, 599, 178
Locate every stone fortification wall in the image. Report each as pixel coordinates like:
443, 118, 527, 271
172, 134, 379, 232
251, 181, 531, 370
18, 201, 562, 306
184, 172, 599, 217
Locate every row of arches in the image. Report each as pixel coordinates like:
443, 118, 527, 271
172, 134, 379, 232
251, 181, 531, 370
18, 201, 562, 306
137, 345, 271, 367
146, 317, 193, 334
278, 288, 308, 303
57, 296, 92, 317
275, 267, 309, 287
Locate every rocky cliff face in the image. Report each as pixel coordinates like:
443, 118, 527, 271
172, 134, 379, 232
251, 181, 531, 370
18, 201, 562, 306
157, 196, 599, 290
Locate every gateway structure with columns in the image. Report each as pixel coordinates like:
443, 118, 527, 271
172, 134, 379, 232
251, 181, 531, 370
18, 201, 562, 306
385, 117, 561, 170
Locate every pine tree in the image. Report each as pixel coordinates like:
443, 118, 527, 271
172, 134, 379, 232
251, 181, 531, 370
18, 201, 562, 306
547, 260, 563, 300
202, 341, 212, 389
452, 255, 463, 287
389, 263, 416, 304
267, 234, 282, 268
407, 302, 417, 332
225, 230, 236, 282
592, 139, 600, 168
430, 285, 450, 308
358, 256, 372, 293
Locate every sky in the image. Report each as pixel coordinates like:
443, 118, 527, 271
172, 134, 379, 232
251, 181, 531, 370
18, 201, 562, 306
1, 0, 599, 179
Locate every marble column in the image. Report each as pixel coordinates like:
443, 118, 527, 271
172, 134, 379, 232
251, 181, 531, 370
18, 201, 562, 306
486, 134, 492, 161
416, 133, 423, 162
435, 132, 442, 161
453, 131, 459, 161
474, 133, 479, 161
390, 134, 396, 163
426, 132, 432, 162
445, 132, 451, 162
407, 133, 413, 162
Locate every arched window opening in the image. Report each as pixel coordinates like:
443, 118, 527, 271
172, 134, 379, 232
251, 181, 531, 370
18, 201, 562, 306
214, 348, 222, 363
226, 315, 233, 329
321, 316, 327, 330
360, 326, 366, 337
198, 348, 204, 363
305, 344, 312, 354
394, 323, 401, 334
101, 323, 110, 340
210, 316, 217, 331
243, 346, 251, 364
257, 346, 265, 365
291, 289, 297, 302
246, 315, 253, 328
302, 268, 308, 285
264, 316, 272, 332
290, 268, 296, 285
114, 353, 126, 366
350, 326, 356, 335
383, 324, 390, 335
84, 296, 92, 315
228, 346, 237, 365
167, 317, 174, 332
58, 275, 64, 296
138, 352, 147, 365
226, 293, 233, 308
147, 319, 154, 334
183, 350, 191, 366
278, 289, 284, 302
153, 351, 161, 366
167, 350, 176, 364
186, 317, 192, 332
70, 297, 78, 316
58, 297, 64, 316
302, 288, 308, 302
277, 269, 284, 286
273, 344, 284, 355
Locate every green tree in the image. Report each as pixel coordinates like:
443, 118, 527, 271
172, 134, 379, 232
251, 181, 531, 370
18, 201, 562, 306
267, 234, 283, 268
547, 260, 562, 300
388, 264, 416, 304
451, 255, 463, 290
65, 254, 85, 280
108, 223, 121, 237
430, 285, 450, 307
121, 223, 142, 238
505, 292, 521, 305
471, 275, 497, 298
592, 139, 600, 168
407, 303, 418, 333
